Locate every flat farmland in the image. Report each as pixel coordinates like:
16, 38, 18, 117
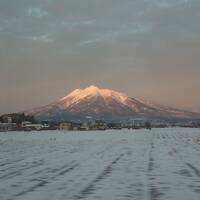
0, 128, 200, 200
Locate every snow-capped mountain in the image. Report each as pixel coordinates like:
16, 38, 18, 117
29, 85, 200, 121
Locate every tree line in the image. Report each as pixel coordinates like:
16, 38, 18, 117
0, 113, 36, 125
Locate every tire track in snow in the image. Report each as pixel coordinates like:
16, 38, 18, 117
167, 131, 200, 195
74, 153, 124, 199
185, 163, 200, 177
147, 133, 168, 200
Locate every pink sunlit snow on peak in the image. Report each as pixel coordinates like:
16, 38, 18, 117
60, 85, 129, 105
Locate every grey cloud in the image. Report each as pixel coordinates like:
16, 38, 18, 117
150, 0, 191, 9
61, 20, 95, 29
27, 7, 48, 18
23, 34, 53, 43
79, 23, 151, 46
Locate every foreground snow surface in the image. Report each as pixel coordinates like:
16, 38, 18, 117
1, 129, 200, 200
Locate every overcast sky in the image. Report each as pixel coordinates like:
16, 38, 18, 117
0, 0, 200, 114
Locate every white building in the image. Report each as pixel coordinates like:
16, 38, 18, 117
22, 121, 46, 131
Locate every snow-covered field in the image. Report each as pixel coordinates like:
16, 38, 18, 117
1, 128, 200, 200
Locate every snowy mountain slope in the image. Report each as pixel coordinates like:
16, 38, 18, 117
28, 85, 200, 121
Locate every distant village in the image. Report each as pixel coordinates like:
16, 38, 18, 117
0, 113, 200, 132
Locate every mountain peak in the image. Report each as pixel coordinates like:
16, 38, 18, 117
86, 85, 100, 90
59, 85, 129, 107
60, 85, 101, 102
84, 85, 101, 93
29, 86, 200, 121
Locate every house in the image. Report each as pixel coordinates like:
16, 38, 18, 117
0, 123, 16, 132
21, 121, 32, 127
24, 124, 44, 131
107, 122, 122, 130
92, 120, 107, 130
59, 122, 81, 130
59, 122, 72, 130
132, 118, 146, 129
21, 121, 45, 131
41, 120, 59, 130
79, 122, 90, 131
